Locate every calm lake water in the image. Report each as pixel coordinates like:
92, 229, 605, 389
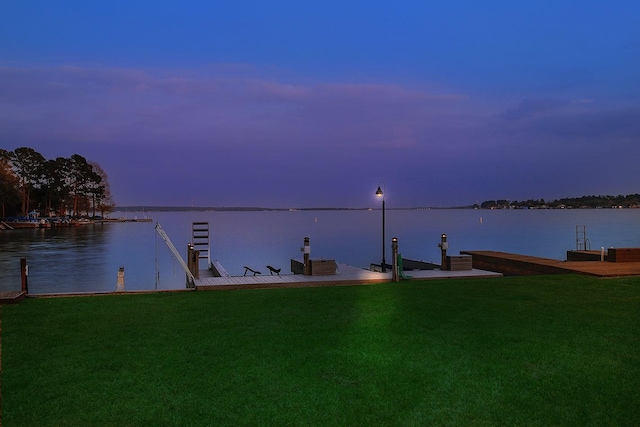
1, 209, 639, 294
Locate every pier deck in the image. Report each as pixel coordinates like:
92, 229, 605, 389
195, 263, 501, 290
0, 291, 27, 304
461, 251, 640, 277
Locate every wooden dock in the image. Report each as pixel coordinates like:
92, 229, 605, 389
0, 291, 27, 304
194, 263, 502, 290
461, 251, 640, 277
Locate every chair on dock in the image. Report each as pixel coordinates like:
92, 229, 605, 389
397, 254, 413, 280
243, 266, 261, 276
266, 265, 281, 275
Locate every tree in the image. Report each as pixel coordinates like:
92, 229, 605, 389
481, 200, 497, 209
39, 159, 59, 215
2, 148, 114, 218
68, 154, 95, 217
0, 149, 20, 218
89, 161, 115, 217
11, 147, 46, 214
41, 157, 75, 216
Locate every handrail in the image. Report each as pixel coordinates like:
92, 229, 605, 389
0, 221, 14, 230
155, 222, 195, 286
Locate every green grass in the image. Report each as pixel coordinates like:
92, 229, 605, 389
2, 275, 640, 426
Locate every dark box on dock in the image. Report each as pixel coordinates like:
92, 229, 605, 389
608, 248, 640, 262
445, 255, 472, 271
309, 259, 337, 276
291, 259, 304, 275
290, 259, 337, 275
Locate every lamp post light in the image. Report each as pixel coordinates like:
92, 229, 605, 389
375, 185, 386, 272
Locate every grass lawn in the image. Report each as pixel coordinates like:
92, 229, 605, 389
2, 275, 639, 426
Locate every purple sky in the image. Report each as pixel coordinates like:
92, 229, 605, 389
1, 1, 639, 208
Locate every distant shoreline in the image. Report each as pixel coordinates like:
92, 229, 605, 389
113, 204, 638, 213
113, 194, 640, 212
113, 206, 454, 212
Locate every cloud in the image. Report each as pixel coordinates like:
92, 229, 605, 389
498, 98, 567, 121
1, 63, 638, 207
0, 64, 471, 152
494, 96, 640, 145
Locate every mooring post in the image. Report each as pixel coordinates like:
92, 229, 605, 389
187, 243, 193, 275
303, 237, 311, 275
192, 248, 200, 279
438, 233, 448, 270
187, 243, 200, 282
391, 237, 399, 282
20, 257, 28, 294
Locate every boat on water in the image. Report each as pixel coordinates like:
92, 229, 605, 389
1, 215, 152, 230
1, 211, 76, 229
3, 218, 64, 229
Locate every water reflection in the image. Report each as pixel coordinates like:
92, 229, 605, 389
0, 225, 111, 293
1, 209, 638, 294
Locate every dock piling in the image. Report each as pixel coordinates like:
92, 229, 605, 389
303, 237, 311, 276
20, 257, 28, 293
438, 234, 448, 269
187, 243, 200, 282
116, 266, 125, 292
391, 237, 399, 282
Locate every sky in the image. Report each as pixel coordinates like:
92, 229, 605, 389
1, 1, 639, 208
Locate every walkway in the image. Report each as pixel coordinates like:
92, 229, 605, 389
195, 263, 502, 290
462, 251, 640, 277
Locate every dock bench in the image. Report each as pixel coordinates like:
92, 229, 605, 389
243, 266, 261, 276
266, 265, 281, 275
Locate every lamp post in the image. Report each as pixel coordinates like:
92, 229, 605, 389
375, 185, 386, 272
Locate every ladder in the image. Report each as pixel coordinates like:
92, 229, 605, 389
191, 222, 210, 267
576, 225, 590, 251
155, 222, 195, 286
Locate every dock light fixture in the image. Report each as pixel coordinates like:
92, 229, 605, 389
376, 185, 386, 272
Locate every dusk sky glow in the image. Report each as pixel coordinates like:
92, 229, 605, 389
2, 1, 639, 208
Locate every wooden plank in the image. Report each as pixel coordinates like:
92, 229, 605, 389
566, 250, 606, 261
445, 255, 472, 271
461, 250, 640, 277
0, 291, 26, 304
608, 248, 640, 262
309, 259, 337, 275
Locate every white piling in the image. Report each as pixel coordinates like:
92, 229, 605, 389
116, 266, 125, 292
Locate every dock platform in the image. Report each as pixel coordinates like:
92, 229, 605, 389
195, 263, 502, 290
0, 291, 27, 304
461, 251, 640, 277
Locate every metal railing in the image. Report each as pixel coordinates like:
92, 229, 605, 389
155, 222, 195, 286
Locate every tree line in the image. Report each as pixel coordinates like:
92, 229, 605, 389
477, 194, 640, 209
0, 147, 114, 218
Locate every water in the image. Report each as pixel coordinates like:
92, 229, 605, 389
1, 209, 639, 294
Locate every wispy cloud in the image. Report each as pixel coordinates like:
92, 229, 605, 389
499, 98, 567, 121
0, 64, 471, 150
1, 63, 638, 206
